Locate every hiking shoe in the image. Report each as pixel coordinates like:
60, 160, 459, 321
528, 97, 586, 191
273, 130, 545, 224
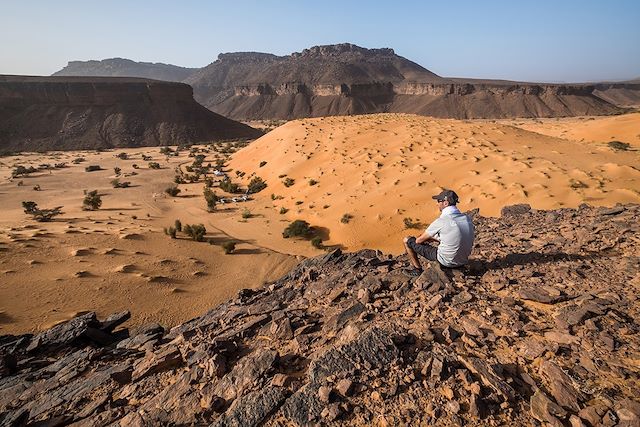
402, 267, 423, 278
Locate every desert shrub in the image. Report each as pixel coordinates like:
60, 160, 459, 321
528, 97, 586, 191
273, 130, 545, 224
142, 155, 152, 161
247, 176, 267, 194
82, 190, 102, 210
17, 180, 24, 186
403, 217, 421, 229
222, 241, 236, 254
174, 219, 182, 232
271, 194, 283, 200
295, 201, 303, 205
220, 178, 241, 194
22, 201, 63, 222
570, 179, 589, 189
12, 165, 38, 177
241, 208, 252, 219
111, 179, 131, 188
309, 179, 318, 186
204, 177, 214, 188
185, 165, 194, 173
33, 185, 41, 191
283, 220, 311, 238
164, 226, 177, 239
283, 177, 295, 187
608, 141, 630, 151
85, 165, 101, 172
311, 236, 323, 249
279, 207, 289, 214
278, 174, 287, 179
132, 164, 139, 169
203, 187, 218, 211
341, 213, 354, 224
160, 146, 173, 155
116, 152, 128, 160
54, 163, 67, 168
72, 157, 85, 164
114, 167, 121, 175
259, 161, 267, 167
183, 223, 206, 242
148, 162, 161, 169
165, 185, 181, 196
174, 174, 185, 184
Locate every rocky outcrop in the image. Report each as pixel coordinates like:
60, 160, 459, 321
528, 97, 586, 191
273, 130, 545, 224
53, 58, 197, 82
53, 44, 640, 120
182, 44, 634, 120
0, 75, 262, 153
1, 203, 639, 425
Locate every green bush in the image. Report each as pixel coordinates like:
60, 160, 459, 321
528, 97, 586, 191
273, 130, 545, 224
116, 152, 128, 160
220, 178, 241, 194
283, 220, 311, 238
165, 185, 181, 197
114, 167, 121, 175
111, 179, 131, 188
203, 187, 218, 211
241, 208, 252, 219
247, 176, 267, 194
341, 213, 354, 224
174, 219, 182, 232
608, 141, 630, 151
164, 226, 177, 238
22, 201, 63, 222
403, 217, 421, 229
222, 241, 236, 254
309, 179, 318, 186
311, 236, 323, 249
283, 177, 295, 187
279, 207, 289, 214
84, 165, 101, 172
82, 190, 102, 211
259, 161, 267, 167
183, 223, 206, 241
148, 162, 161, 169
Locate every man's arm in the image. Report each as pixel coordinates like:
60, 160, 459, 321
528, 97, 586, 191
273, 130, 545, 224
415, 230, 439, 244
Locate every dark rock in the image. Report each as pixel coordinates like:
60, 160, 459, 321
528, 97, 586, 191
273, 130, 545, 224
501, 204, 532, 217
540, 361, 583, 411
132, 345, 183, 381
530, 390, 567, 427
458, 356, 516, 402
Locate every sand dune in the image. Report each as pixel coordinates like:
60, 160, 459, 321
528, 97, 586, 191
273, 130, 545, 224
228, 113, 640, 254
502, 112, 640, 145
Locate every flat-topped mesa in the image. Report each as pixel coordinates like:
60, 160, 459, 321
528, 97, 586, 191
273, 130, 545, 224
1, 204, 638, 426
0, 75, 261, 153
293, 43, 396, 58
215, 52, 281, 63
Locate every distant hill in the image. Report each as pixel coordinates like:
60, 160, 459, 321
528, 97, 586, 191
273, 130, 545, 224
53, 58, 197, 82
53, 44, 640, 120
0, 75, 261, 153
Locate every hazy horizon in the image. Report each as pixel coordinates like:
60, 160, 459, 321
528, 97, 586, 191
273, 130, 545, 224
1, 0, 639, 83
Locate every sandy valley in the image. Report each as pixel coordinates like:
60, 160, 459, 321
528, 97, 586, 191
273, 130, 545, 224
1, 112, 638, 335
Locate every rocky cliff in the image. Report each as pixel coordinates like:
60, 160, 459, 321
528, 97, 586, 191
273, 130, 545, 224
1, 203, 638, 426
53, 44, 640, 120
184, 44, 637, 120
0, 75, 262, 153
53, 58, 197, 82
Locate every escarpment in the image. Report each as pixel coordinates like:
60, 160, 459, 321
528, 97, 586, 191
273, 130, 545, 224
0, 75, 262, 153
1, 203, 638, 425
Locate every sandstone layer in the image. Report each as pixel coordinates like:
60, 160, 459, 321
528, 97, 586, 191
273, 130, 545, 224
54, 44, 640, 121
1, 204, 638, 425
0, 76, 262, 153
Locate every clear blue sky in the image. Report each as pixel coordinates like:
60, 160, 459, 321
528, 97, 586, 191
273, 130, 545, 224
1, 0, 639, 82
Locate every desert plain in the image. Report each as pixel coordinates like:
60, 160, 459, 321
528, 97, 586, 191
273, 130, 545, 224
1, 112, 639, 335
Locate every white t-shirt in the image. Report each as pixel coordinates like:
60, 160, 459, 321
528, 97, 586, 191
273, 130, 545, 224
425, 206, 475, 267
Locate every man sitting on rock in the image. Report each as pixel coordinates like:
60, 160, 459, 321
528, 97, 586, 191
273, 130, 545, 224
402, 189, 475, 277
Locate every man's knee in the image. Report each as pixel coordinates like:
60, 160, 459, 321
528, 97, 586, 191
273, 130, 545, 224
403, 236, 410, 244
